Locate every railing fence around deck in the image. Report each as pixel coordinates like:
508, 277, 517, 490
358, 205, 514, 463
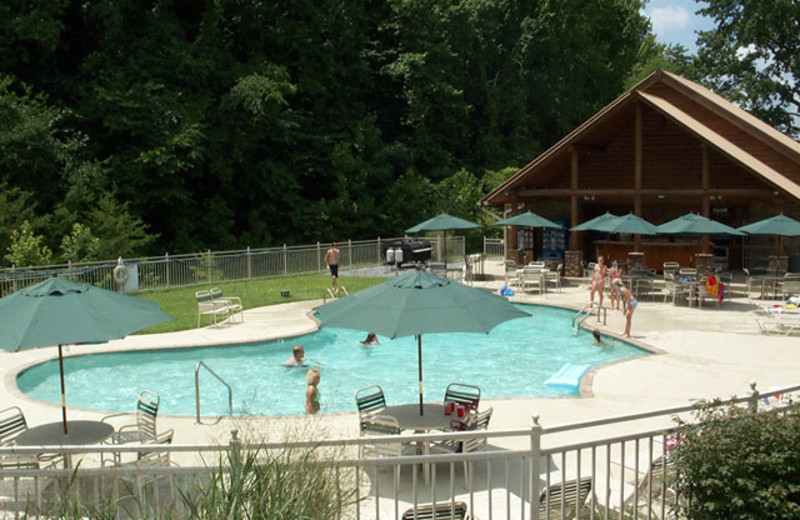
0, 236, 466, 296
2, 382, 797, 520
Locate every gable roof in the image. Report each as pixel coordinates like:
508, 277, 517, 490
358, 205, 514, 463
482, 69, 800, 205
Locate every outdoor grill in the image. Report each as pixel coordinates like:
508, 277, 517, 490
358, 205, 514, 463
382, 239, 432, 266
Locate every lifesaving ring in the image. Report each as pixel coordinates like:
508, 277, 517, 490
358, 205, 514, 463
113, 265, 129, 285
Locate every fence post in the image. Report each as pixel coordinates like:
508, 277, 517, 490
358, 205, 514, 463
317, 242, 322, 272
530, 416, 543, 520
247, 246, 251, 280
283, 244, 288, 276
207, 249, 212, 283
348, 239, 352, 270
165, 253, 170, 289
377, 237, 381, 264
229, 429, 242, 479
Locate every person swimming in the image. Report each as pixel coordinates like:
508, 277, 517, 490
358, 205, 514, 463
283, 345, 307, 367
361, 332, 379, 346
592, 329, 609, 346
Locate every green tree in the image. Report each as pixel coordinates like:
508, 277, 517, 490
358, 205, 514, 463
60, 223, 100, 263
671, 401, 800, 519
695, 0, 800, 136
624, 35, 699, 89
6, 220, 53, 267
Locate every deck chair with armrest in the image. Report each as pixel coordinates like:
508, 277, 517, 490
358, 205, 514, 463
401, 501, 471, 520
210, 287, 244, 322
539, 476, 593, 520
355, 385, 387, 417
430, 408, 493, 482
359, 415, 416, 481
102, 390, 160, 464
196, 290, 230, 327
443, 383, 480, 413
0, 406, 41, 470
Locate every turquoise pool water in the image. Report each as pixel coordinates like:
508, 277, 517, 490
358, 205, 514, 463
16, 305, 647, 417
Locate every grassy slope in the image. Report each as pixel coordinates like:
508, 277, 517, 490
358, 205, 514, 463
135, 274, 389, 333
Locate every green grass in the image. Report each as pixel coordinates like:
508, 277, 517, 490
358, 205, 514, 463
135, 274, 389, 334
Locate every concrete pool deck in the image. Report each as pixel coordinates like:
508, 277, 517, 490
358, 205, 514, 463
1, 260, 797, 452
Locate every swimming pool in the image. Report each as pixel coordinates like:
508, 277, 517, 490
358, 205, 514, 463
16, 305, 647, 417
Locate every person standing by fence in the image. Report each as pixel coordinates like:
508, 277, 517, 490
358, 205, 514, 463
324, 242, 340, 294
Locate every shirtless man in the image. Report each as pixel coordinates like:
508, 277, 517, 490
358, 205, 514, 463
324, 241, 340, 293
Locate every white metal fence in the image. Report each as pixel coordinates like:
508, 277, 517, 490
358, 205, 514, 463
0, 237, 467, 297
2, 382, 795, 519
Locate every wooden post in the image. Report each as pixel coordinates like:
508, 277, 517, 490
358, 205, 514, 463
701, 145, 711, 253
570, 148, 580, 251
634, 103, 643, 251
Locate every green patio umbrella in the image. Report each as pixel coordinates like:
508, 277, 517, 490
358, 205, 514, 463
0, 276, 174, 434
569, 212, 619, 232
594, 213, 658, 235
656, 213, 744, 236
405, 213, 481, 271
737, 214, 800, 256
737, 215, 800, 237
495, 211, 563, 229
315, 268, 529, 415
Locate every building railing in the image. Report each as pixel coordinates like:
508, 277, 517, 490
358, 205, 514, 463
2, 382, 796, 519
484, 237, 504, 257
0, 236, 466, 296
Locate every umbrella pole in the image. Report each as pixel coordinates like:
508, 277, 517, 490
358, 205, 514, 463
58, 345, 68, 435
443, 231, 448, 271
417, 335, 424, 416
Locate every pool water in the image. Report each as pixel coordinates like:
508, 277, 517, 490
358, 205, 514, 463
16, 305, 647, 417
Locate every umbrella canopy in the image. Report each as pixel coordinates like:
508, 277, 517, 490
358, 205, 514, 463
405, 213, 481, 233
656, 213, 744, 236
570, 212, 619, 232
737, 215, 800, 237
405, 213, 481, 270
315, 269, 529, 414
594, 213, 658, 235
495, 211, 563, 229
0, 276, 174, 433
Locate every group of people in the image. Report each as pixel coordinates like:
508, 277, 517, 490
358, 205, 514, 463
590, 255, 636, 339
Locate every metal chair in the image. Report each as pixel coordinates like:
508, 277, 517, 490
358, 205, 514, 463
102, 390, 160, 460
355, 385, 386, 417
443, 383, 480, 412
0, 406, 39, 469
430, 408, 493, 482
545, 264, 562, 293
539, 476, 593, 520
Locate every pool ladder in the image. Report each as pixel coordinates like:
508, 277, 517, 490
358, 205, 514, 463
572, 302, 607, 334
322, 286, 349, 303
195, 361, 233, 424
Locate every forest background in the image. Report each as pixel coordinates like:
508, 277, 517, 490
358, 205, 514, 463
0, 0, 797, 267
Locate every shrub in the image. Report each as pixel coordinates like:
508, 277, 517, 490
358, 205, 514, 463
671, 400, 800, 519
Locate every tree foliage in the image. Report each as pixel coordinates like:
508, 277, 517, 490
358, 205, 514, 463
695, 0, 800, 136
0, 0, 653, 264
671, 401, 800, 519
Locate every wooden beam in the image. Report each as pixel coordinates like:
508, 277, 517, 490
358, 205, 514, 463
571, 149, 580, 249
701, 145, 710, 252
635, 103, 643, 251
516, 188, 775, 198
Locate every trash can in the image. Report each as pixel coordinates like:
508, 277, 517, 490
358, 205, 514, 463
790, 253, 800, 273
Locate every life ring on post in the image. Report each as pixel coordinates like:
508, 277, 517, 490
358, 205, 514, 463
113, 264, 129, 285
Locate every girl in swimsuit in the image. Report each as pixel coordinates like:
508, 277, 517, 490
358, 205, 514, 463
608, 260, 622, 310
590, 256, 607, 307
614, 279, 637, 338
305, 368, 321, 414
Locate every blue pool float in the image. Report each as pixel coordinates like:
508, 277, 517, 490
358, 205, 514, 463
545, 363, 591, 388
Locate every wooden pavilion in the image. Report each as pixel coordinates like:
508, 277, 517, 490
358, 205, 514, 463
481, 70, 800, 275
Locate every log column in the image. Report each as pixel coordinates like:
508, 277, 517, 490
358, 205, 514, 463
634, 103, 643, 251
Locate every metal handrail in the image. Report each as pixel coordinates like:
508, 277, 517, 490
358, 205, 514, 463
195, 361, 233, 423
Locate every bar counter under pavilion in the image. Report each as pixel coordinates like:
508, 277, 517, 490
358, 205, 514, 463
481, 69, 800, 275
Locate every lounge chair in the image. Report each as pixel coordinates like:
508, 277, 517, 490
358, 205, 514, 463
443, 383, 480, 413
210, 287, 244, 322
355, 385, 387, 417
612, 454, 678, 519
401, 501, 471, 520
757, 315, 800, 336
539, 476, 593, 520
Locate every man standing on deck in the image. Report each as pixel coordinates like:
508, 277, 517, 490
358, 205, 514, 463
324, 241, 340, 294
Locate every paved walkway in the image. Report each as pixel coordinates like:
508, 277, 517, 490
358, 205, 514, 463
1, 260, 796, 452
